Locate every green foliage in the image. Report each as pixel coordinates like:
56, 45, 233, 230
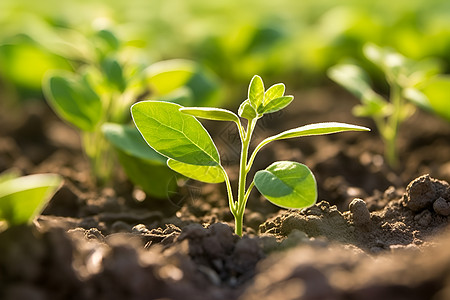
132, 75, 369, 236
415, 76, 450, 122
328, 43, 447, 168
254, 161, 317, 209
44, 71, 103, 132
42, 27, 221, 196
101, 123, 177, 198
0, 173, 62, 228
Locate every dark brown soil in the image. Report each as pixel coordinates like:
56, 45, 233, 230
1, 87, 450, 300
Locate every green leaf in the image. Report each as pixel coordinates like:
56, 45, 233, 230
116, 150, 177, 198
264, 83, 285, 104
254, 161, 316, 209
43, 71, 102, 132
95, 29, 120, 52
102, 123, 166, 163
102, 123, 178, 198
327, 64, 372, 99
180, 107, 240, 123
259, 96, 294, 114
145, 59, 195, 95
101, 57, 126, 92
131, 101, 221, 167
264, 122, 370, 143
238, 99, 257, 120
0, 174, 62, 226
419, 76, 450, 122
248, 75, 265, 109
167, 159, 225, 183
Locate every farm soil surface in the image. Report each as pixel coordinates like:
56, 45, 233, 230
1, 87, 450, 300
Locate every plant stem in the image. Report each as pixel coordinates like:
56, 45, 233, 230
234, 118, 257, 236
82, 130, 114, 186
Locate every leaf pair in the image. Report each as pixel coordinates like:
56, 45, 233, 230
245, 75, 293, 117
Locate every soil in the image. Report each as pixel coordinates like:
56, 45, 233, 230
1, 87, 450, 300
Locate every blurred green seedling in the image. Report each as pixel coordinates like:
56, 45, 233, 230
131, 75, 369, 236
328, 43, 444, 168
43, 27, 221, 197
0, 172, 62, 230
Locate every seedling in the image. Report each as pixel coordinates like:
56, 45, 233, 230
0, 172, 62, 230
328, 43, 442, 167
43, 27, 221, 196
131, 75, 369, 236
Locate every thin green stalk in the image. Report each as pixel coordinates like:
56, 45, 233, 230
82, 130, 114, 185
222, 168, 236, 212
239, 181, 255, 212
234, 118, 257, 236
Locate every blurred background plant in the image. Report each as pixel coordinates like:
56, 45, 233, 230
40, 25, 221, 193
328, 43, 447, 168
1, 0, 449, 101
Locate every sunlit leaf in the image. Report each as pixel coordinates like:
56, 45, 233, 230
248, 75, 265, 109
0, 174, 62, 226
264, 122, 370, 143
328, 64, 372, 98
264, 83, 285, 104
238, 99, 257, 120
131, 101, 221, 167
254, 161, 316, 209
167, 159, 225, 183
180, 107, 240, 123
259, 96, 293, 114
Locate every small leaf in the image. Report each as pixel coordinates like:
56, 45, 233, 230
248, 75, 265, 109
264, 83, 285, 104
254, 161, 316, 209
131, 101, 221, 167
180, 107, 240, 123
43, 71, 102, 132
0, 174, 62, 225
259, 96, 293, 114
101, 57, 126, 92
238, 99, 257, 120
167, 159, 225, 183
265, 122, 370, 142
328, 64, 372, 98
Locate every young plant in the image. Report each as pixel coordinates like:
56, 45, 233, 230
328, 43, 442, 167
131, 75, 369, 236
0, 172, 62, 230
43, 27, 221, 197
